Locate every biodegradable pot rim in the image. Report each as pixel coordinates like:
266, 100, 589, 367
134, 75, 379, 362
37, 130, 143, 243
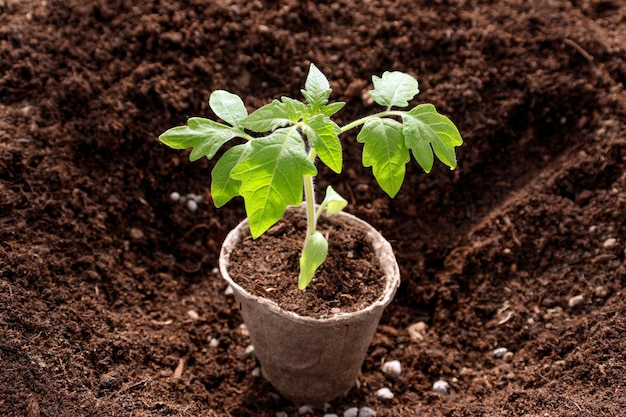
219, 206, 400, 324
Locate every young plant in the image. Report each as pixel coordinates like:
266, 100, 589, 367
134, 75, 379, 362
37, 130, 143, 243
159, 64, 463, 289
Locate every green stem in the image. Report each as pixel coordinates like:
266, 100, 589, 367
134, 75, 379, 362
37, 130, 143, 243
303, 175, 315, 238
339, 110, 404, 134
303, 149, 318, 238
301, 108, 404, 238
240, 132, 256, 141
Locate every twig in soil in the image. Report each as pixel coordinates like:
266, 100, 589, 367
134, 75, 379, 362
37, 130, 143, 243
571, 399, 583, 412
172, 358, 186, 380
151, 319, 173, 326
502, 215, 521, 246
563, 38, 594, 62
120, 378, 149, 393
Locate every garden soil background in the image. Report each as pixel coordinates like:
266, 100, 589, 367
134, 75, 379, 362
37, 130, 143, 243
1, 0, 625, 416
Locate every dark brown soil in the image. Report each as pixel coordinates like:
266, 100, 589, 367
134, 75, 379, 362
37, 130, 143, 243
1, 0, 625, 416
228, 207, 387, 318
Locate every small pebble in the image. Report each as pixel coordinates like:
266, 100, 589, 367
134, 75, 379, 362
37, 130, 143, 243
187, 193, 203, 202
170, 192, 180, 202
225, 285, 234, 295
244, 345, 255, 356
208, 338, 219, 348
187, 310, 200, 320
276, 412, 288, 417
544, 307, 563, 320
359, 407, 377, 417
603, 238, 617, 248
568, 294, 584, 308
323, 414, 339, 417
594, 286, 609, 298
382, 360, 402, 378
239, 324, 249, 336
298, 405, 314, 415
407, 321, 427, 342
129, 227, 144, 240
376, 387, 394, 400
251, 367, 261, 377
187, 199, 198, 212
492, 347, 508, 358
344, 407, 359, 417
432, 379, 450, 395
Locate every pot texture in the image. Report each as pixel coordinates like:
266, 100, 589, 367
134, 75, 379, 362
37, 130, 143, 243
219, 207, 400, 405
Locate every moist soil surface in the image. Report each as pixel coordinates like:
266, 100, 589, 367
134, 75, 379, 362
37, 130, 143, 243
227, 208, 388, 318
1, 0, 625, 416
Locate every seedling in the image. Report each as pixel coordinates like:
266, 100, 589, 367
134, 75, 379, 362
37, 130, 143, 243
159, 64, 462, 289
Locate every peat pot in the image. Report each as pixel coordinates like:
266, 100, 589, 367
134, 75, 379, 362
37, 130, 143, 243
219, 207, 401, 405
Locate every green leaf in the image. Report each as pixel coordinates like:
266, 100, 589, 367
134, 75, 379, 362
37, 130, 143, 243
302, 114, 342, 173
402, 104, 463, 171
301, 63, 332, 109
240, 100, 290, 132
209, 90, 248, 128
298, 231, 328, 290
321, 186, 348, 216
231, 126, 317, 238
315, 185, 348, 221
158, 117, 237, 161
281, 97, 307, 121
241, 98, 305, 132
370, 71, 419, 108
210, 143, 251, 207
357, 118, 410, 197
319, 101, 345, 117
